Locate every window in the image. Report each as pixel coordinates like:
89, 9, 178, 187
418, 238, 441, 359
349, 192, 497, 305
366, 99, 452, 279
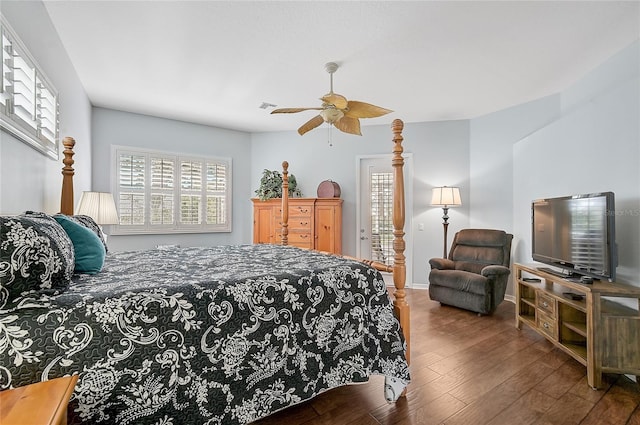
0, 16, 59, 159
112, 146, 232, 234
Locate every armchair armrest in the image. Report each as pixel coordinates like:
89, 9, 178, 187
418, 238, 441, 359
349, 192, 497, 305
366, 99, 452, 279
481, 265, 511, 277
429, 258, 455, 270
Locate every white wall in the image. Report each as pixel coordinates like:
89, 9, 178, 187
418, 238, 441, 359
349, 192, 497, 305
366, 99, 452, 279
513, 41, 640, 291
0, 2, 91, 214
91, 108, 253, 251
469, 94, 561, 231
251, 119, 470, 287
464, 41, 639, 298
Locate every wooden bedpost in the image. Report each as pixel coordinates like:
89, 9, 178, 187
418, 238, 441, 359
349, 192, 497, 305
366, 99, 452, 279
60, 137, 76, 215
281, 161, 289, 246
391, 119, 410, 364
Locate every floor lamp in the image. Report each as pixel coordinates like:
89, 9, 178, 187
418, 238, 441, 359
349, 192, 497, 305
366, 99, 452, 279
431, 186, 462, 258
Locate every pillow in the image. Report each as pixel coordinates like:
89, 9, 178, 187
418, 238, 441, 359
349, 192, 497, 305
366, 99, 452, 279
64, 214, 109, 253
0, 213, 75, 305
54, 214, 106, 274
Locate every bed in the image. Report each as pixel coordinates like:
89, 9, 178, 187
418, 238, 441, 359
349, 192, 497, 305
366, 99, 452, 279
0, 120, 410, 424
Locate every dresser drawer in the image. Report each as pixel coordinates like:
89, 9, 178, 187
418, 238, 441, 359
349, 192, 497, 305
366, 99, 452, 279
287, 232, 313, 245
536, 310, 558, 340
289, 204, 312, 218
536, 291, 556, 316
287, 218, 312, 231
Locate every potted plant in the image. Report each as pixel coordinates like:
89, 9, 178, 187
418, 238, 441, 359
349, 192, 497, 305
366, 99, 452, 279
255, 169, 303, 201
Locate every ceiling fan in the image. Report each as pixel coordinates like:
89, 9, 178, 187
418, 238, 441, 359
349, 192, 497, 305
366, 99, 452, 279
271, 62, 393, 136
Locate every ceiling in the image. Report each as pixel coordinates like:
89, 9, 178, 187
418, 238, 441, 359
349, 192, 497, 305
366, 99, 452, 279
43, 1, 639, 134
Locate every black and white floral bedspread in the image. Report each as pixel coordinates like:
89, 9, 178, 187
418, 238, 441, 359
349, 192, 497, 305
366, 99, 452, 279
0, 244, 409, 424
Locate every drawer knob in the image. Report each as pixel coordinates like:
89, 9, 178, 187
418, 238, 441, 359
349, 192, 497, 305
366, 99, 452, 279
542, 301, 549, 308
543, 322, 550, 329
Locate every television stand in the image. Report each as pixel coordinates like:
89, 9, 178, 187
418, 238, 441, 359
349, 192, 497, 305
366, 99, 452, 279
515, 263, 640, 389
536, 266, 568, 278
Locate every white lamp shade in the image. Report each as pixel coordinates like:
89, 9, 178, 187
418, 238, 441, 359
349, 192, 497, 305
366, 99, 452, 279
75, 192, 119, 224
431, 186, 462, 207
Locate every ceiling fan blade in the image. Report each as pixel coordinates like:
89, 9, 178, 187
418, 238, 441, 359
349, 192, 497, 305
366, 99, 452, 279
271, 107, 322, 114
321, 93, 348, 110
344, 101, 393, 118
298, 115, 324, 135
334, 116, 362, 136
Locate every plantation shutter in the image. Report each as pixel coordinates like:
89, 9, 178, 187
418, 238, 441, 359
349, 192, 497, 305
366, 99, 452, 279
0, 17, 59, 158
112, 146, 231, 234
150, 157, 174, 225
180, 160, 203, 225
206, 162, 227, 224
12, 52, 37, 130
0, 31, 11, 108
36, 76, 58, 148
118, 153, 146, 225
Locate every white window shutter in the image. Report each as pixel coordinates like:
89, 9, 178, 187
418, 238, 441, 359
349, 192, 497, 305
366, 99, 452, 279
118, 153, 146, 225
206, 162, 227, 224
0, 17, 59, 158
151, 157, 174, 225
112, 146, 231, 234
37, 76, 58, 146
0, 31, 11, 108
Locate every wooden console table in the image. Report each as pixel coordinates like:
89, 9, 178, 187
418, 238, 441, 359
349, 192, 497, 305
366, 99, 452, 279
514, 263, 640, 389
0, 375, 78, 425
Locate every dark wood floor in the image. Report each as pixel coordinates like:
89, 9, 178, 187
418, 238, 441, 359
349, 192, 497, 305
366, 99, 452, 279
254, 288, 640, 425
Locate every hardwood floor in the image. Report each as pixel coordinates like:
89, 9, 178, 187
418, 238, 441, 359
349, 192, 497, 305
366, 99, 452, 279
254, 288, 640, 425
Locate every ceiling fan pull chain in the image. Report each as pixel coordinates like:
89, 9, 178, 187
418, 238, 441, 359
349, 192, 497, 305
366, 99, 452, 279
328, 123, 333, 147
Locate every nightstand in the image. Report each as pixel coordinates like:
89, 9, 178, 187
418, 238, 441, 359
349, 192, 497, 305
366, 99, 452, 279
0, 375, 79, 425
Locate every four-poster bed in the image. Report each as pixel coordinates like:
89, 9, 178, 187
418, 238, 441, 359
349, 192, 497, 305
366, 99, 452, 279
277, 119, 410, 360
0, 120, 410, 424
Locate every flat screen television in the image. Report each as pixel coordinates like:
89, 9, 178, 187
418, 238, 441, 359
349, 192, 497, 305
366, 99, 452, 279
531, 192, 617, 281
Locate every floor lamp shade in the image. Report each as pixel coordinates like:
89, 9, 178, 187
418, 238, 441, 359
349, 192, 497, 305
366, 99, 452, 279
75, 192, 119, 225
431, 186, 462, 207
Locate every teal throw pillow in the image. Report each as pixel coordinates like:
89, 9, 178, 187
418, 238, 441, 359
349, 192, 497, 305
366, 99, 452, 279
54, 214, 106, 274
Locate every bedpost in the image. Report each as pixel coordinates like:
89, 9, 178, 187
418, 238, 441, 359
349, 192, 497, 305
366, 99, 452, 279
391, 119, 410, 364
60, 137, 76, 215
281, 161, 289, 246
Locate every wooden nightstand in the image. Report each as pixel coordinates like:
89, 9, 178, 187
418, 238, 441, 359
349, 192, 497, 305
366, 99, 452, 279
0, 375, 78, 425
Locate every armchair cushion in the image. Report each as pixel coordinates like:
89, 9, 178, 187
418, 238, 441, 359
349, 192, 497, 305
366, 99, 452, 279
429, 269, 488, 296
454, 261, 486, 275
429, 258, 455, 270
481, 265, 511, 277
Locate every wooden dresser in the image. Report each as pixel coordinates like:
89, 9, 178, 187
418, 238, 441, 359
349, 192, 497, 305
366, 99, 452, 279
0, 375, 78, 425
252, 198, 343, 254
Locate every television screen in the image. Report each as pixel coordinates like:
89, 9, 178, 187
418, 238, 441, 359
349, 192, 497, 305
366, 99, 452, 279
531, 192, 616, 281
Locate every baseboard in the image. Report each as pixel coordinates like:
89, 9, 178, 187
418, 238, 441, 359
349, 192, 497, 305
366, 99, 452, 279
385, 283, 516, 298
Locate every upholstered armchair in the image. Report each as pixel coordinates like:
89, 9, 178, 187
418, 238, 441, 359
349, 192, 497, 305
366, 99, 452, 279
428, 229, 513, 315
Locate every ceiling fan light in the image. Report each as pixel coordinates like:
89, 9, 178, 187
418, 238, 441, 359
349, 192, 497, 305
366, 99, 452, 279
320, 108, 344, 124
